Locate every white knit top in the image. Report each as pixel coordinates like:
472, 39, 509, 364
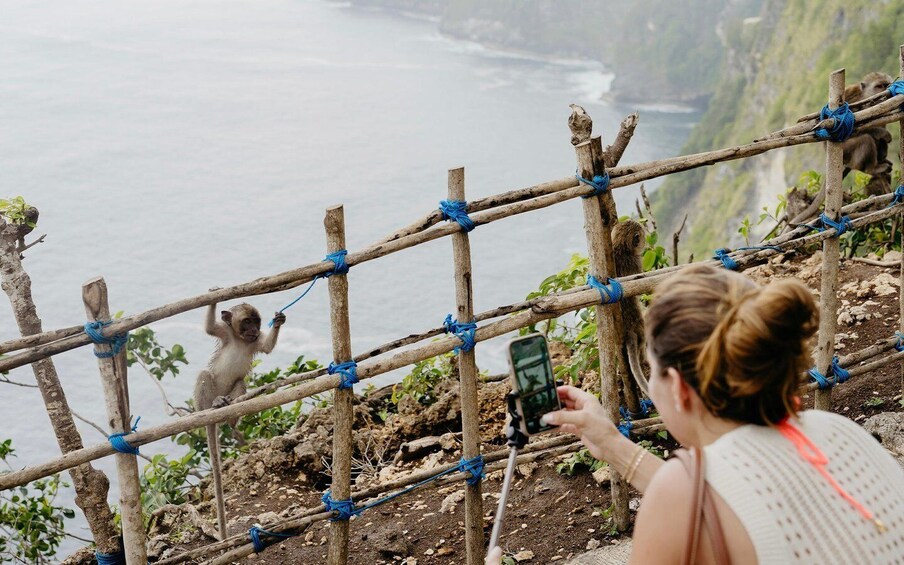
703, 410, 904, 564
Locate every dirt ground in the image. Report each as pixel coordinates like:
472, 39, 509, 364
141, 252, 904, 565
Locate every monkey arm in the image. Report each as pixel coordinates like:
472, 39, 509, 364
257, 325, 281, 354
204, 303, 229, 339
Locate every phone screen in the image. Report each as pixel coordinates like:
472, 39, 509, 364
509, 335, 558, 434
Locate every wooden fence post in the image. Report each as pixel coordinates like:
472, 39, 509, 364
899, 44, 904, 401
447, 167, 486, 565
82, 277, 147, 564
813, 69, 846, 411
325, 205, 354, 565
569, 121, 631, 529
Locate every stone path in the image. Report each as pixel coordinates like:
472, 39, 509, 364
563, 539, 632, 564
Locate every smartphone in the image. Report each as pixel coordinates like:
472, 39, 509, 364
507, 334, 561, 436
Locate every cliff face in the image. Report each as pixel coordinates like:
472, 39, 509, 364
351, 0, 763, 105
654, 0, 904, 256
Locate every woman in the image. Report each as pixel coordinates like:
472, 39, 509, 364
488, 264, 904, 564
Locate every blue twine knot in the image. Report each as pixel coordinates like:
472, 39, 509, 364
831, 356, 850, 385
617, 419, 633, 438
804, 213, 852, 237
886, 185, 904, 208
807, 367, 831, 389
586, 274, 623, 304
640, 398, 655, 416
270, 250, 350, 326
108, 416, 141, 455
248, 525, 293, 553
322, 491, 360, 521
323, 250, 350, 277
439, 200, 475, 232
328, 360, 358, 390
713, 248, 739, 270
95, 550, 125, 565
895, 331, 904, 352
576, 171, 610, 198
808, 357, 849, 389
458, 455, 485, 486
443, 314, 477, 354
814, 102, 855, 141
889, 79, 904, 100
84, 321, 129, 358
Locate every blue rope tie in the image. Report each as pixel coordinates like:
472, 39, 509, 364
640, 398, 655, 416
576, 171, 611, 198
459, 455, 485, 486
95, 547, 125, 565
84, 321, 129, 358
713, 248, 739, 270
895, 331, 904, 353
108, 417, 141, 455
831, 356, 851, 385
248, 525, 294, 553
814, 102, 855, 141
328, 361, 358, 390
807, 367, 831, 389
808, 357, 850, 389
617, 419, 633, 438
270, 250, 350, 326
586, 274, 623, 304
321, 491, 361, 521
323, 250, 350, 277
886, 185, 904, 208
803, 213, 853, 237
889, 79, 904, 101
439, 200, 476, 232
443, 314, 477, 354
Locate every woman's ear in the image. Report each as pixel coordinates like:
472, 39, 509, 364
666, 367, 693, 413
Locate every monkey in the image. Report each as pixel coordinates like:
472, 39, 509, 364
786, 72, 894, 228
193, 301, 285, 539
612, 219, 651, 404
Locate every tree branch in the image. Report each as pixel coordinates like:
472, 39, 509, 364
672, 214, 688, 266
603, 112, 639, 167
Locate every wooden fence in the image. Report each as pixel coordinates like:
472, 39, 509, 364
1, 49, 904, 564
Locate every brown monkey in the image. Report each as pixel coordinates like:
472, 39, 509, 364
787, 72, 894, 227
612, 219, 650, 399
194, 301, 285, 539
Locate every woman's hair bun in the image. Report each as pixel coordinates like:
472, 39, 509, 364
647, 264, 819, 425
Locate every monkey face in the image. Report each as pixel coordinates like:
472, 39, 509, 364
222, 304, 262, 343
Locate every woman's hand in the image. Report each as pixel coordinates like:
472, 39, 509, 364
542, 385, 621, 462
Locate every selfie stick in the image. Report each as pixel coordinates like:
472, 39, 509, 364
488, 391, 529, 551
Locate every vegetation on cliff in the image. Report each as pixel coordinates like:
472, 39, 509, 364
654, 0, 904, 255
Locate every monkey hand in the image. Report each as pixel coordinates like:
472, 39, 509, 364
212, 395, 233, 409
272, 312, 287, 327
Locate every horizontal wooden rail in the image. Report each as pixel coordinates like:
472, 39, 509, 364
1, 104, 900, 370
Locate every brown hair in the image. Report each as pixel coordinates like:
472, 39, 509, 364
645, 264, 818, 425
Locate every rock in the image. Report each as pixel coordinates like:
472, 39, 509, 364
586, 539, 601, 550
513, 549, 535, 561
373, 530, 411, 557
592, 466, 610, 485
395, 436, 443, 463
863, 412, 904, 468
440, 489, 466, 513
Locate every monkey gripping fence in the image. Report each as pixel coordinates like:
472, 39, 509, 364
1, 59, 904, 565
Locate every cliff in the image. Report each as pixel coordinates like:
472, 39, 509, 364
653, 0, 904, 256
351, 0, 763, 105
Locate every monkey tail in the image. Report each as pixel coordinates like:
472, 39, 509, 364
626, 338, 650, 397
207, 424, 228, 540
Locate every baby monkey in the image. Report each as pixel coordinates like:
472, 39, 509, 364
193, 301, 285, 539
